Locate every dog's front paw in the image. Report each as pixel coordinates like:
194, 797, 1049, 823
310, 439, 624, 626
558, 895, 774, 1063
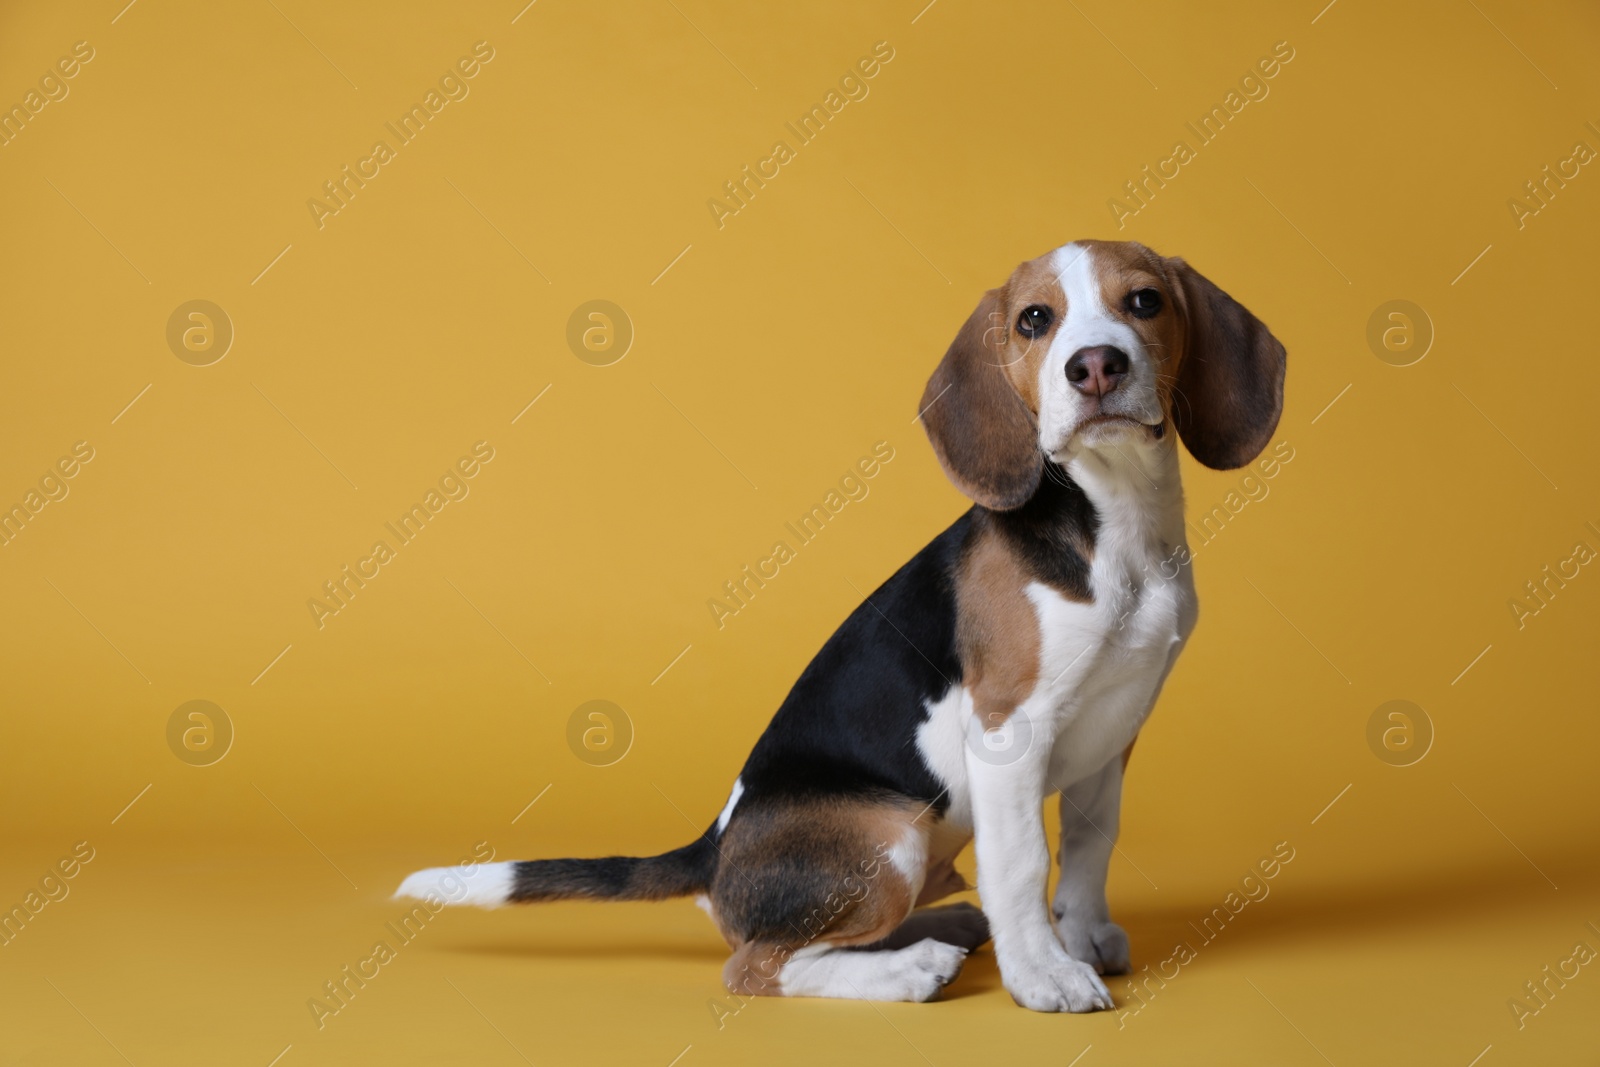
1053, 915, 1130, 975
1000, 948, 1114, 1013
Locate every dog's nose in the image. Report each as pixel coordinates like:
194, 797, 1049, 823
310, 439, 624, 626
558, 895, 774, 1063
1065, 346, 1130, 397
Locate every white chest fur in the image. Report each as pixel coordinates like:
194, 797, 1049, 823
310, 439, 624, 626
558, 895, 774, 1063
1034, 440, 1197, 789
915, 436, 1198, 822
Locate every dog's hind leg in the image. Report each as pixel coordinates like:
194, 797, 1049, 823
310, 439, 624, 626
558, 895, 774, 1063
712, 794, 972, 1001
726, 937, 968, 1002
873, 902, 990, 951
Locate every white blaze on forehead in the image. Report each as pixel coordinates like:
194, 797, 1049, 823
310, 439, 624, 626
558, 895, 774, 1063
1050, 243, 1123, 348
1051, 243, 1096, 303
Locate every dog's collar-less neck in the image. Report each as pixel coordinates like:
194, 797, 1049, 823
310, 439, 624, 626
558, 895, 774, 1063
976, 460, 1102, 597
1090, 433, 1187, 542
987, 435, 1184, 590
1048, 426, 1182, 506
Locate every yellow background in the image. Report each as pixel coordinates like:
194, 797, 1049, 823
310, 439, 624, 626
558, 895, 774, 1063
2, 1, 1597, 1063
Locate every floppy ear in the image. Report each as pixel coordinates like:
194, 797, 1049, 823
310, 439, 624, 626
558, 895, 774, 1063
1169, 259, 1287, 470
918, 290, 1043, 510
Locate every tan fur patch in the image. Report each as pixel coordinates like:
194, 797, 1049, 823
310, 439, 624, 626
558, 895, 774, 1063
994, 254, 1066, 411
723, 939, 788, 997
954, 521, 1045, 730
914, 855, 970, 907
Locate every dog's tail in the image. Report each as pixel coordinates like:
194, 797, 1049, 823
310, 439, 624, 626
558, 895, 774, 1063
394, 834, 719, 908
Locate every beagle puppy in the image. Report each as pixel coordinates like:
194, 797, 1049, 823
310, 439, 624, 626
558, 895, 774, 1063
398, 240, 1286, 1012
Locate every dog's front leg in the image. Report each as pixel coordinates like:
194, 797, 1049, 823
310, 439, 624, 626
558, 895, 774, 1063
967, 718, 1113, 1013
1053, 757, 1131, 974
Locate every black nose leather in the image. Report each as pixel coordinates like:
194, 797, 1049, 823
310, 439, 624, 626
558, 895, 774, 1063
1065, 346, 1130, 397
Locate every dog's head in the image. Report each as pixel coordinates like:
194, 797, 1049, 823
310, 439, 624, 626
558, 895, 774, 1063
919, 240, 1287, 509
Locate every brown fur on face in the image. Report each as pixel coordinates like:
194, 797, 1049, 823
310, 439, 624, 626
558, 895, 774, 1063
990, 255, 1066, 413
921, 240, 1286, 500
984, 243, 1186, 427
919, 244, 1172, 510
1064, 239, 1286, 467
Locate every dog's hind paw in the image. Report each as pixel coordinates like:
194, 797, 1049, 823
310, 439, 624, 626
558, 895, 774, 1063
897, 938, 970, 1002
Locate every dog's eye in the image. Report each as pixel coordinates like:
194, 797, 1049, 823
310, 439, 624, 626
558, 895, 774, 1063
1016, 305, 1054, 338
1127, 288, 1162, 319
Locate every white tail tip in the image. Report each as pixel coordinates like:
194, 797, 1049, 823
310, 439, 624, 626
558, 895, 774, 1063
393, 861, 515, 907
